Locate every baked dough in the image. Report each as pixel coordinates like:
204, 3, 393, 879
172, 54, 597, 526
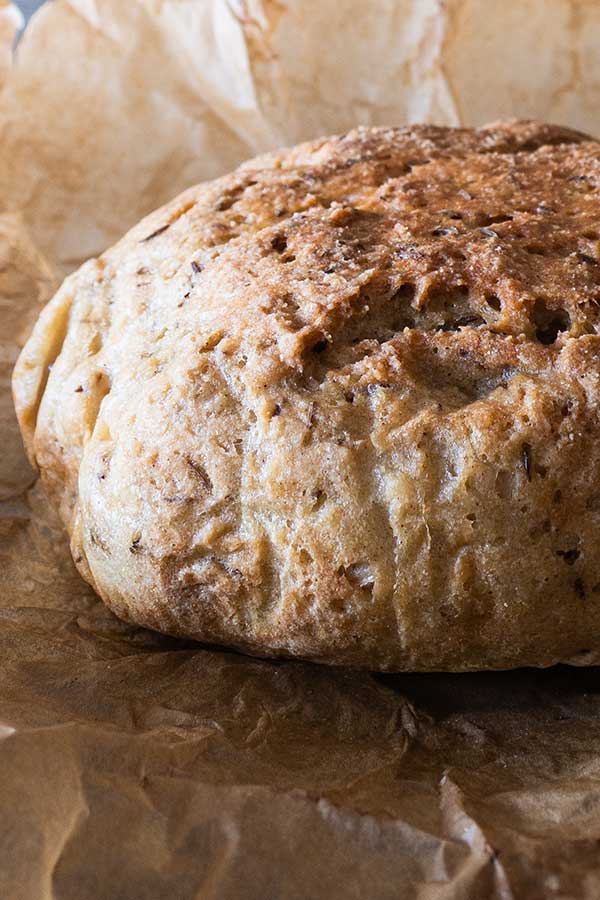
13, 120, 600, 670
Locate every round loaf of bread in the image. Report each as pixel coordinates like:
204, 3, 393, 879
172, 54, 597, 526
13, 120, 600, 670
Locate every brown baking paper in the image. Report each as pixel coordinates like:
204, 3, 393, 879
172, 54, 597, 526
2, 2, 600, 897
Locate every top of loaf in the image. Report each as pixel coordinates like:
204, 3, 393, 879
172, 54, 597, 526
124, 118, 600, 390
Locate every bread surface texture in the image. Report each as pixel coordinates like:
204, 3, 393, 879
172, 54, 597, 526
13, 120, 600, 670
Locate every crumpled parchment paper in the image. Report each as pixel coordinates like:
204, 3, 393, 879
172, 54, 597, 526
2, 2, 600, 898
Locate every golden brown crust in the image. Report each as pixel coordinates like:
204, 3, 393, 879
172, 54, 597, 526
13, 120, 600, 670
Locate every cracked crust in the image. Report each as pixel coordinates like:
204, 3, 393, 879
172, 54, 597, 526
13, 120, 600, 670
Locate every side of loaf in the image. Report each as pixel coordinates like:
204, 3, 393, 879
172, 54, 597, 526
13, 120, 600, 670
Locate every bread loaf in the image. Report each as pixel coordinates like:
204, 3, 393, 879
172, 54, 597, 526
13, 120, 600, 670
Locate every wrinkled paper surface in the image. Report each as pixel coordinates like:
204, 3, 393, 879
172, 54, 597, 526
2, 2, 600, 897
